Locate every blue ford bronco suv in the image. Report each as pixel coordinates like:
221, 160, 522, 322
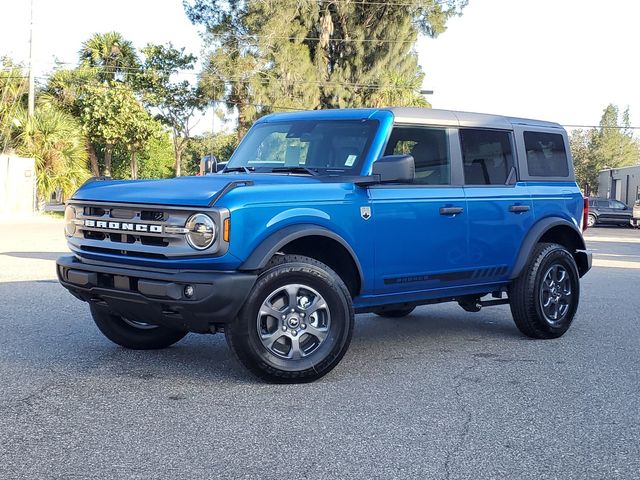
57, 108, 592, 382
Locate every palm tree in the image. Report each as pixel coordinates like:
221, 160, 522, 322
79, 32, 139, 83
1, 59, 29, 152
15, 101, 91, 204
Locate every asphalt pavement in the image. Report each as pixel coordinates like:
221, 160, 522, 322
0, 217, 638, 479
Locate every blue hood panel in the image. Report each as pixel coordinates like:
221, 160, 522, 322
72, 174, 319, 207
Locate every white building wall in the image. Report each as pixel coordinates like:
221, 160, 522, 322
597, 165, 640, 205
0, 155, 36, 216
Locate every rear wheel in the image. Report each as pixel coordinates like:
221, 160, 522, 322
509, 243, 580, 339
225, 255, 354, 383
374, 307, 415, 318
587, 214, 596, 228
90, 304, 187, 349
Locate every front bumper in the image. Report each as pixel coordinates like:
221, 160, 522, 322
57, 255, 257, 333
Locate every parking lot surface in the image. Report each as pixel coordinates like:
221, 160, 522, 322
1, 217, 638, 479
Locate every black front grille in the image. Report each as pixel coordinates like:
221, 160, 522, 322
140, 210, 167, 221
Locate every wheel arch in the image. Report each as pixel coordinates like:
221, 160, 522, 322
510, 217, 589, 279
239, 224, 364, 296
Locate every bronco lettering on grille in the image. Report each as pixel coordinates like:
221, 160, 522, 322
84, 219, 162, 233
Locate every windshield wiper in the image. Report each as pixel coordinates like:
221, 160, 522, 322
223, 166, 255, 173
270, 166, 319, 176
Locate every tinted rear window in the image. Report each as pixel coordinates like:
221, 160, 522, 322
460, 129, 514, 185
524, 131, 569, 177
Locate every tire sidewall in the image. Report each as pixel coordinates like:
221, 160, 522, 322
532, 247, 580, 336
228, 260, 354, 381
90, 304, 187, 349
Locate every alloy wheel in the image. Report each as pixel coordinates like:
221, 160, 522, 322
256, 283, 331, 360
539, 264, 572, 324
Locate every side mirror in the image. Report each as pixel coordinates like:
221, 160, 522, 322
371, 154, 415, 183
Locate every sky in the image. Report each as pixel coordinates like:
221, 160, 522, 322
2, 0, 639, 132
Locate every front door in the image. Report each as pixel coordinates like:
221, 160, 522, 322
370, 126, 468, 295
461, 128, 534, 282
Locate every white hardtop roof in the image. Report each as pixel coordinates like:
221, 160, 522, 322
387, 107, 563, 130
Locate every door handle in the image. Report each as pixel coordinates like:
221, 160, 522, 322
509, 204, 530, 213
440, 206, 464, 216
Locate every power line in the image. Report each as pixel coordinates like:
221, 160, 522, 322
206, 32, 418, 44
563, 124, 640, 130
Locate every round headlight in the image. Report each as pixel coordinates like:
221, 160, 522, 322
64, 205, 76, 237
185, 214, 216, 250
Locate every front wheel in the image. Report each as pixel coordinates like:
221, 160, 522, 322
587, 214, 596, 228
90, 304, 188, 349
225, 255, 354, 383
509, 243, 580, 339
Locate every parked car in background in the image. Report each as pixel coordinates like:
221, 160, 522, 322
587, 197, 633, 227
632, 200, 640, 228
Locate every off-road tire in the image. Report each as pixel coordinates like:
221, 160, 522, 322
90, 304, 188, 349
374, 307, 416, 318
225, 255, 354, 383
509, 242, 580, 339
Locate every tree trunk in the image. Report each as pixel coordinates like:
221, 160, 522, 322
173, 137, 181, 177
104, 144, 113, 176
130, 149, 137, 180
88, 143, 100, 176
175, 148, 182, 177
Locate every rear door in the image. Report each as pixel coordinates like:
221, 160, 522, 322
370, 125, 469, 294
461, 128, 534, 282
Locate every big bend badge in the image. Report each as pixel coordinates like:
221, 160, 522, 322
360, 206, 371, 220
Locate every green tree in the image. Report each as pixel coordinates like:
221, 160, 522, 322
79, 32, 139, 83
570, 104, 640, 193
136, 43, 206, 176
185, 0, 465, 133
14, 101, 91, 203
45, 66, 102, 174
0, 58, 28, 152
79, 81, 160, 177
138, 133, 176, 179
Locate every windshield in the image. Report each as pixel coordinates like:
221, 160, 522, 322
226, 120, 378, 174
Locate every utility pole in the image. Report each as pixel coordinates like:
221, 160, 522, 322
27, 0, 35, 119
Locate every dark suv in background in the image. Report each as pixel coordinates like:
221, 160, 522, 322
587, 198, 633, 227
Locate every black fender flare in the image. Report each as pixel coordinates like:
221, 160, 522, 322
510, 217, 587, 280
239, 224, 365, 284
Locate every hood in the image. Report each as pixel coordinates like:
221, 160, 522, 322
71, 174, 322, 207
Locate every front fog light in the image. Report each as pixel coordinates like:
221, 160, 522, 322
185, 213, 216, 250
64, 206, 76, 237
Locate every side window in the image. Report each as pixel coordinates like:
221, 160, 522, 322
384, 126, 450, 185
524, 131, 569, 177
460, 129, 513, 185
610, 200, 627, 210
